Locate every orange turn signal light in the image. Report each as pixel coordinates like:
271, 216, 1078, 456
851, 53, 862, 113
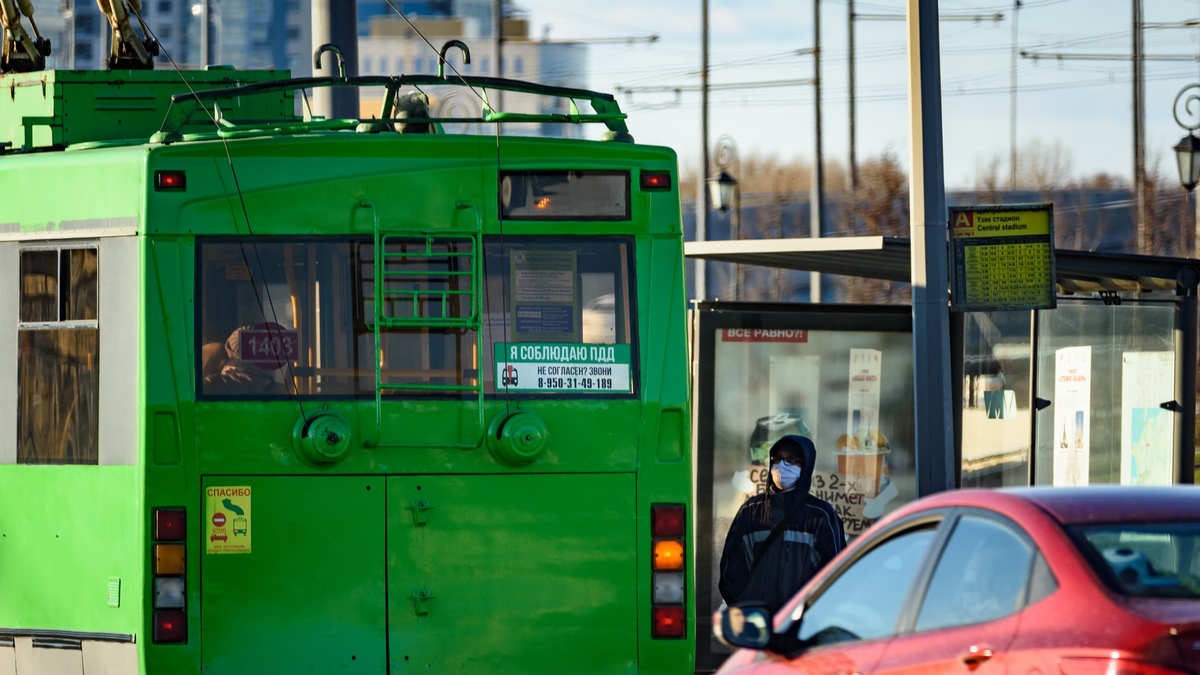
154, 544, 186, 575
653, 539, 684, 571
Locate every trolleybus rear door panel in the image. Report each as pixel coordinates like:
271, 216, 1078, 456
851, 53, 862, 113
386, 474, 638, 673
200, 476, 386, 673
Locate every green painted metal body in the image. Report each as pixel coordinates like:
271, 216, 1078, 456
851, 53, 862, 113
0, 69, 692, 674
0, 68, 292, 151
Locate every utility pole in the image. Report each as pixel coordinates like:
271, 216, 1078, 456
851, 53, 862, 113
1133, 0, 1146, 252
200, 0, 208, 67
811, 0, 824, 303
63, 0, 75, 69
848, 0, 858, 191
311, 0, 359, 119
696, 0, 709, 302
1022, 17, 1200, 255
1010, 0, 1020, 188
493, 0, 504, 108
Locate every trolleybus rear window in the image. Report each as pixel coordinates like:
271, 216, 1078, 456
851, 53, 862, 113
500, 171, 629, 221
197, 237, 634, 398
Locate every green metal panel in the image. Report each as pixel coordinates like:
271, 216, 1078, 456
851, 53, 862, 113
0, 465, 142, 633
0, 69, 291, 151
200, 476, 385, 673
387, 473, 637, 674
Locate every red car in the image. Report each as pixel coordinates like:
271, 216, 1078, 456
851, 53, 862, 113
715, 486, 1200, 675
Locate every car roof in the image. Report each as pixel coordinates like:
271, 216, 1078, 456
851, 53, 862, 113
991, 486, 1200, 525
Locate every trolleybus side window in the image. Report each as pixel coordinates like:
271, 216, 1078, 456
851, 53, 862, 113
197, 237, 634, 398
17, 246, 99, 464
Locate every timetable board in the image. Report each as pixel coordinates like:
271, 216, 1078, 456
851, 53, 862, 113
949, 204, 1056, 312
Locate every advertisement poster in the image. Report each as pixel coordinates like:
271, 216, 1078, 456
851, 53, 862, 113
510, 250, 578, 342
493, 342, 632, 393
1120, 351, 1175, 485
841, 349, 891, 500
1053, 346, 1092, 486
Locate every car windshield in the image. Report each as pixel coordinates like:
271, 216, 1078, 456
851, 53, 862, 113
1070, 522, 1200, 599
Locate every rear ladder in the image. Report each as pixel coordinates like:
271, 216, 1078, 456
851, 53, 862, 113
366, 200, 484, 447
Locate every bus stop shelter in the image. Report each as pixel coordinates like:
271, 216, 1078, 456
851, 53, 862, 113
685, 235, 1200, 671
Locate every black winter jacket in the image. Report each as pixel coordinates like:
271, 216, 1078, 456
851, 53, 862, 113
717, 435, 846, 609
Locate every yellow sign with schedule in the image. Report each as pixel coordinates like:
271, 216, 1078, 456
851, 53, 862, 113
950, 204, 1056, 312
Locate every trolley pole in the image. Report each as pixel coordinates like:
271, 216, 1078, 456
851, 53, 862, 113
907, 0, 955, 495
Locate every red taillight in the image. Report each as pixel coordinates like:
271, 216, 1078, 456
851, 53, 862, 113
154, 508, 186, 542
153, 609, 187, 643
652, 606, 685, 638
154, 170, 186, 191
652, 504, 685, 537
641, 171, 672, 191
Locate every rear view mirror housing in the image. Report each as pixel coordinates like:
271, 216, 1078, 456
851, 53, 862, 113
714, 604, 772, 650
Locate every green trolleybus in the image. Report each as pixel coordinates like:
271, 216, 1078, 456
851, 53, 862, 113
0, 53, 692, 674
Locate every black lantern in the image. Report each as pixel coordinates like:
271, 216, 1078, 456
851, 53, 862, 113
707, 170, 737, 212
1174, 133, 1200, 192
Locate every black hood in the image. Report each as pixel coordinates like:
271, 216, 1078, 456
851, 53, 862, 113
766, 434, 817, 497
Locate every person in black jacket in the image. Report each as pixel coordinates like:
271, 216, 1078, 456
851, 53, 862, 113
718, 434, 846, 611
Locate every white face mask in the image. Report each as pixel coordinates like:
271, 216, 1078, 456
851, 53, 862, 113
770, 461, 802, 490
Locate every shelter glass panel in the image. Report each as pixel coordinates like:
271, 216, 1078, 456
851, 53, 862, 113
693, 304, 914, 668
961, 310, 1033, 488
1033, 301, 1176, 486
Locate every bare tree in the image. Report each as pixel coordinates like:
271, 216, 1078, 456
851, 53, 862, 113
841, 151, 911, 304
972, 156, 1004, 204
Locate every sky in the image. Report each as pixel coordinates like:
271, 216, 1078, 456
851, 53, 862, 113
515, 0, 1200, 191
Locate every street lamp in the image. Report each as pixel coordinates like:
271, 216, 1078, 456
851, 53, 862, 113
1172, 83, 1200, 257
708, 170, 736, 212
709, 135, 741, 297
1174, 133, 1200, 193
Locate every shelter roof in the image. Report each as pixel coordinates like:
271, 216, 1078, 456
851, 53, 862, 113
684, 236, 1200, 294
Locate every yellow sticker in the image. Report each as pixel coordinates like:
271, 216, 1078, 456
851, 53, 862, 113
206, 486, 252, 554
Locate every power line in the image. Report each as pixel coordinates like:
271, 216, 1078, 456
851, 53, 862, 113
1022, 50, 1200, 61
616, 79, 815, 94
854, 11, 1004, 21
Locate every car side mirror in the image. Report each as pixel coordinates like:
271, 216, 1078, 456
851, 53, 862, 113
714, 604, 772, 650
